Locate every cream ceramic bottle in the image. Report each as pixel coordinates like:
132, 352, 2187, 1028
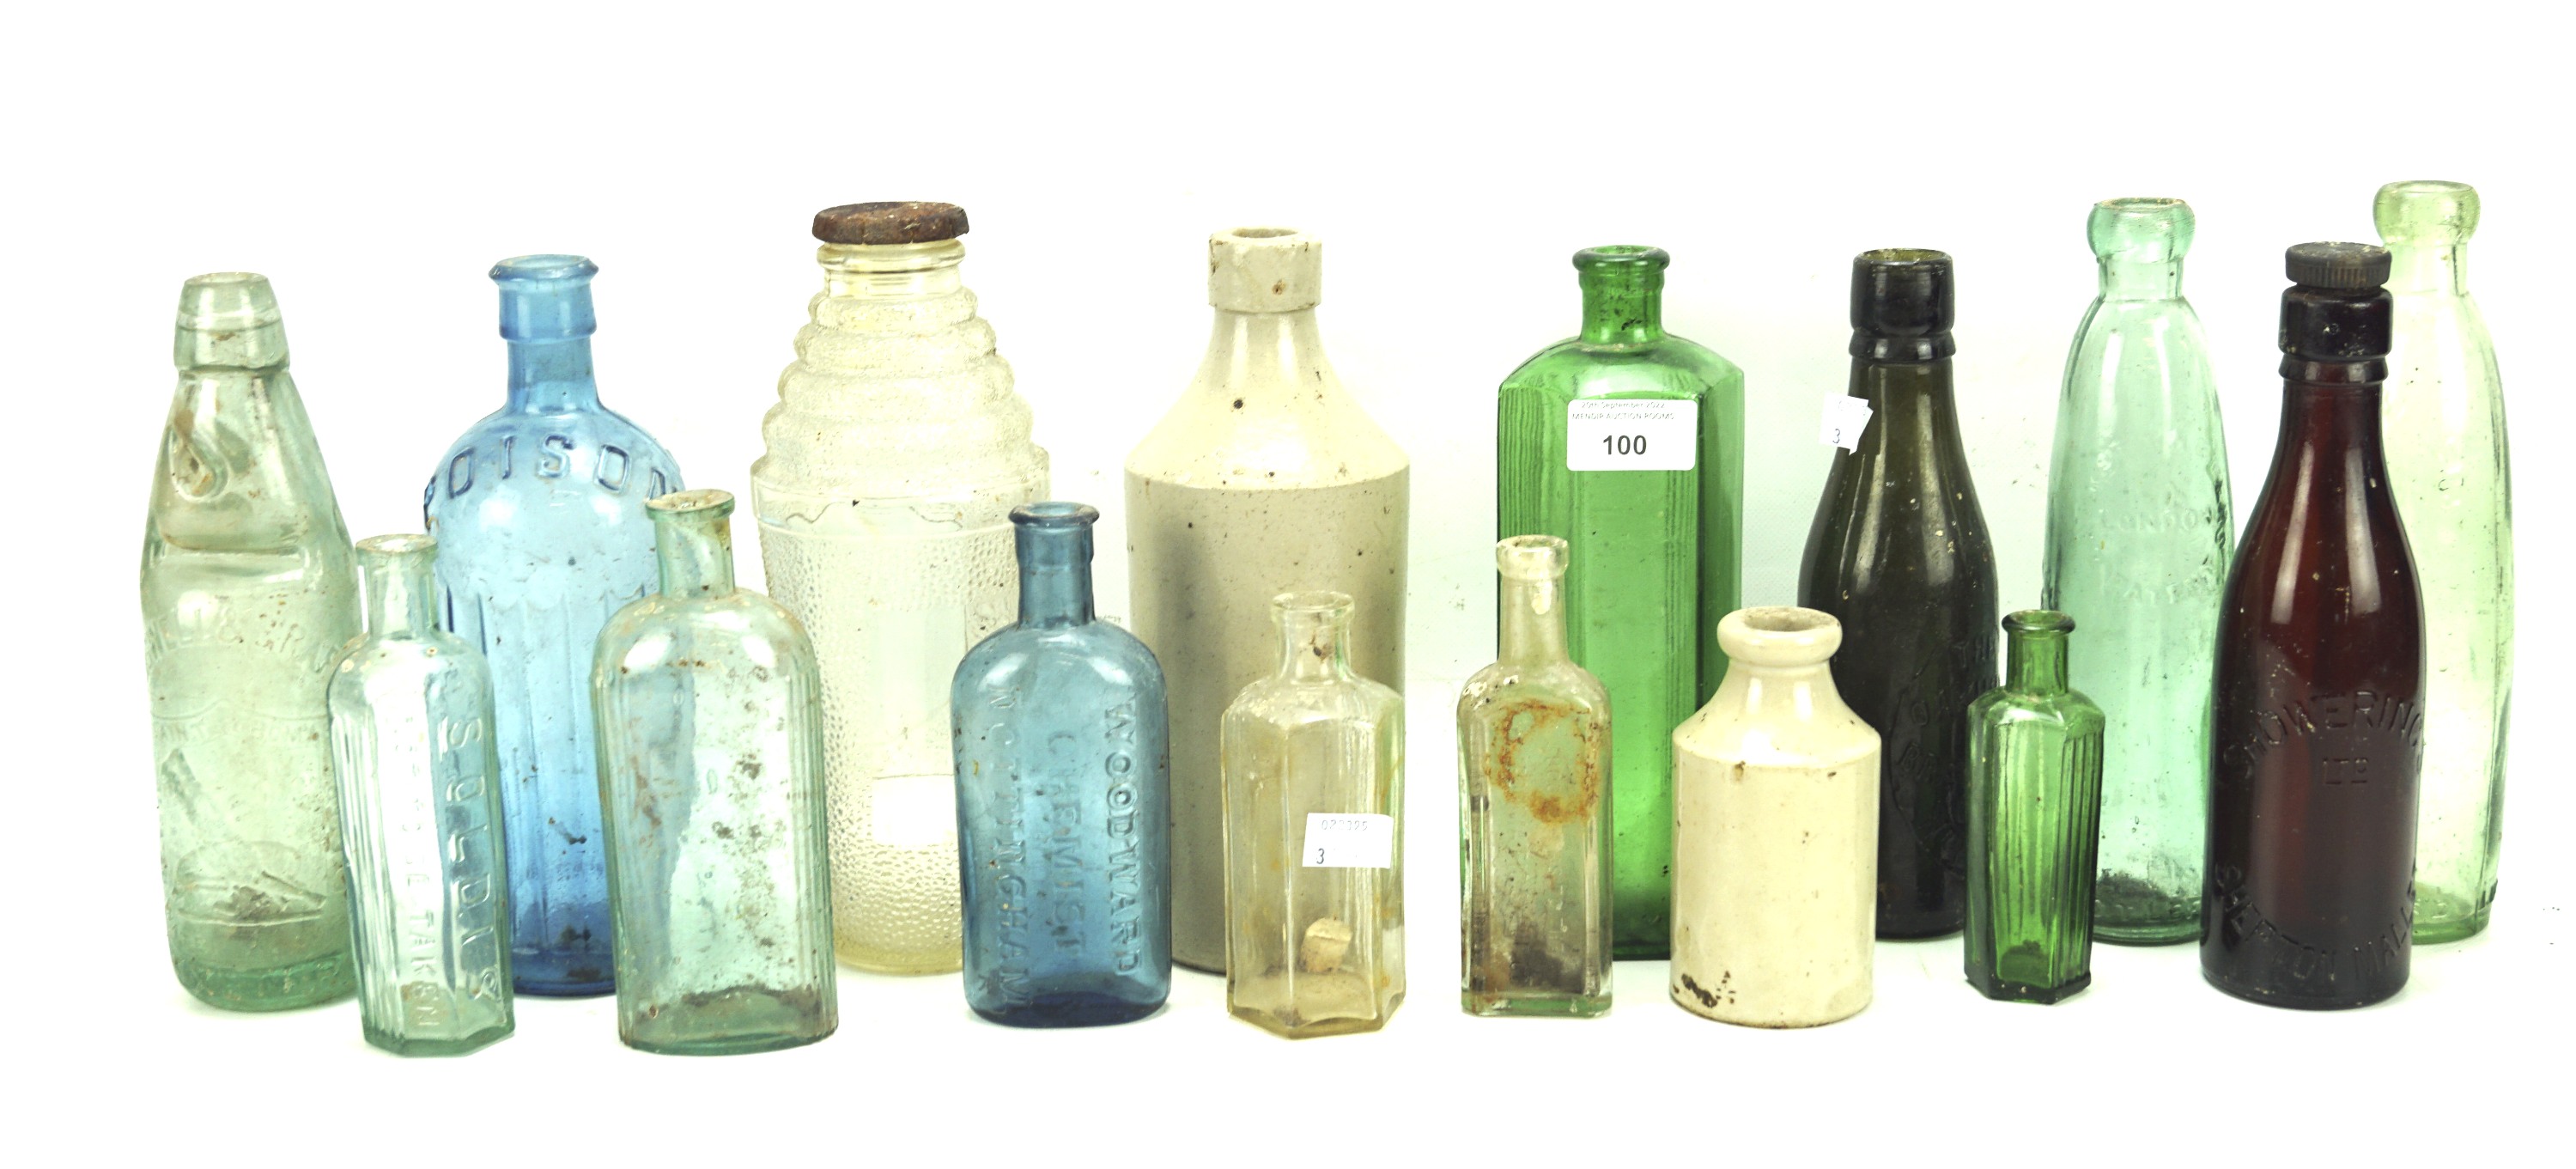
1669, 607, 1880, 1027
1127, 227, 1411, 971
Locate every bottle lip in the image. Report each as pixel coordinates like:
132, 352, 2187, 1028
1573, 245, 1670, 272
1012, 501, 1101, 528
1210, 227, 1322, 312
355, 533, 437, 558
1271, 589, 1354, 619
2004, 609, 2075, 636
648, 488, 734, 517
1719, 606, 1842, 667
1495, 534, 1570, 581
2374, 180, 2480, 244
177, 271, 283, 330
490, 254, 598, 283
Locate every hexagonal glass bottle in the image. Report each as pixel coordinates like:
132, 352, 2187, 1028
1965, 611, 2106, 1005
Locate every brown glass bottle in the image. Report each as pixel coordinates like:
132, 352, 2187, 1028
2203, 243, 2424, 1010
1798, 249, 1998, 939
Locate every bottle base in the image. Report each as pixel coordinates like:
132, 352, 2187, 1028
365, 1022, 514, 1056
623, 1027, 835, 1056
1668, 986, 1868, 1028
1462, 990, 1610, 1019
174, 952, 355, 1012
1610, 942, 1670, 961
1968, 971, 2090, 1005
835, 944, 963, 976
2093, 922, 2198, 947
2200, 967, 2403, 1011
512, 952, 615, 997
2411, 886, 2492, 945
973, 993, 1165, 1028
2093, 875, 2198, 945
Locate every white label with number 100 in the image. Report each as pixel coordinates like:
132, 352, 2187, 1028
1566, 399, 1698, 472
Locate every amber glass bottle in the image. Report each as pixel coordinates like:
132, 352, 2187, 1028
2203, 243, 2424, 1010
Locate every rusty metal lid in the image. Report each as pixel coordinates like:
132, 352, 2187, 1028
811, 201, 969, 244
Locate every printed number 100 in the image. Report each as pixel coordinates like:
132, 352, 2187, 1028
1601, 435, 1649, 457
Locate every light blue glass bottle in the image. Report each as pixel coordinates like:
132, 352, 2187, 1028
330, 534, 513, 1055
423, 255, 682, 996
952, 502, 1172, 1026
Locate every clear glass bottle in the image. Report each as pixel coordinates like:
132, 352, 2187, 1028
143, 272, 359, 1011
1965, 611, 2106, 1005
2044, 198, 2231, 947
1128, 227, 1410, 972
2377, 180, 2513, 944
1221, 592, 1406, 1038
1496, 246, 1744, 959
952, 502, 1173, 1027
424, 255, 682, 996
330, 534, 514, 1055
592, 490, 838, 1054
1457, 536, 1611, 1018
753, 202, 1048, 975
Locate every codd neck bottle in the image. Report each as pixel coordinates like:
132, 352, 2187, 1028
143, 272, 359, 1010
592, 490, 837, 1053
1965, 612, 2105, 1004
1798, 249, 1998, 939
2205, 244, 2424, 1010
2044, 198, 2230, 947
1222, 592, 1406, 1038
952, 502, 1173, 1027
1458, 536, 1612, 1018
330, 534, 513, 1055
1496, 246, 1744, 959
1129, 227, 1409, 973
2377, 180, 2513, 944
424, 255, 682, 996
753, 202, 1048, 976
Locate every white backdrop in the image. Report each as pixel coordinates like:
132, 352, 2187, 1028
12, 2, 2565, 1162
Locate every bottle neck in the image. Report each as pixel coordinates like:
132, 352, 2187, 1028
2099, 256, 2184, 301
360, 545, 439, 640
1016, 522, 1096, 629
2384, 241, 2466, 295
506, 337, 600, 411
818, 240, 968, 302
1277, 608, 1357, 683
1200, 307, 1329, 397
1850, 357, 1957, 434
653, 508, 736, 598
2005, 630, 2069, 692
1498, 573, 1570, 666
2272, 378, 2388, 472
1579, 268, 1664, 345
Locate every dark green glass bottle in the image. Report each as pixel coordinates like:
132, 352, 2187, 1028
1965, 611, 2105, 1003
1798, 249, 1998, 939
1497, 246, 1745, 959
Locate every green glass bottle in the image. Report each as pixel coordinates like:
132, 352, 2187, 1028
1965, 612, 2106, 1004
1496, 246, 1744, 959
2042, 198, 2231, 946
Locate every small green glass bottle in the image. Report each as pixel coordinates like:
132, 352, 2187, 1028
1497, 246, 1745, 959
1965, 611, 2105, 1004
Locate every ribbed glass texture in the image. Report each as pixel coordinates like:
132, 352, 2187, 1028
1965, 612, 2106, 1004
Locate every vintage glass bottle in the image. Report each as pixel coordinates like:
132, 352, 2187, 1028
330, 534, 513, 1055
952, 502, 1173, 1027
592, 490, 838, 1053
2205, 244, 2424, 1010
1129, 227, 1410, 972
1221, 592, 1406, 1038
424, 255, 682, 996
1798, 249, 1998, 939
754, 202, 1049, 975
1495, 246, 1744, 959
143, 272, 360, 1011
2377, 180, 2513, 943
2043, 198, 2231, 946
1670, 607, 1879, 1027
1457, 536, 1612, 1018
1965, 612, 2106, 1004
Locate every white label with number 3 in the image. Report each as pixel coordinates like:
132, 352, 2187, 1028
1302, 813, 1396, 868
1819, 395, 1874, 452
1567, 399, 1697, 472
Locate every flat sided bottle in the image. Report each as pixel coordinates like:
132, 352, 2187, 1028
2043, 199, 2231, 946
1222, 592, 1406, 1038
1965, 612, 2106, 1005
143, 273, 360, 1010
593, 490, 837, 1054
1496, 246, 1744, 959
952, 502, 1173, 1026
1798, 249, 1998, 939
329, 535, 513, 1055
1129, 228, 1410, 972
2377, 180, 2513, 943
2204, 244, 2424, 1010
424, 256, 681, 996
754, 202, 1049, 975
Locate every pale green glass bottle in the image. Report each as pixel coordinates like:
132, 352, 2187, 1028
2377, 180, 2513, 943
2041, 199, 2230, 945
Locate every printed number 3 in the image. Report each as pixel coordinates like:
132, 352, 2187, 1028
1314, 847, 1327, 865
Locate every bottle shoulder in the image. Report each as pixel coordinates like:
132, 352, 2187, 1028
1500, 334, 1744, 399
957, 622, 1165, 693
1970, 686, 2105, 730
1225, 673, 1405, 730
596, 591, 815, 677
1458, 661, 1608, 717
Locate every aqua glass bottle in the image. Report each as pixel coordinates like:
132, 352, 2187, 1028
1965, 612, 2106, 1004
592, 490, 836, 1054
2377, 180, 2513, 944
143, 272, 360, 1011
951, 502, 1173, 1027
425, 255, 682, 996
330, 534, 513, 1056
1496, 246, 1744, 959
2042, 198, 2231, 946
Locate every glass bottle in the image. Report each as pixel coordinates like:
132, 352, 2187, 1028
424, 255, 682, 996
143, 272, 359, 1011
2043, 198, 2231, 947
951, 502, 1173, 1027
1670, 607, 1878, 1028
1221, 592, 1406, 1038
2376, 180, 2513, 944
1129, 227, 1410, 972
1965, 611, 2106, 1004
330, 534, 514, 1055
1798, 249, 1998, 939
1457, 536, 1612, 1018
2205, 243, 2424, 1010
1495, 246, 1745, 959
753, 202, 1049, 975
592, 490, 838, 1053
